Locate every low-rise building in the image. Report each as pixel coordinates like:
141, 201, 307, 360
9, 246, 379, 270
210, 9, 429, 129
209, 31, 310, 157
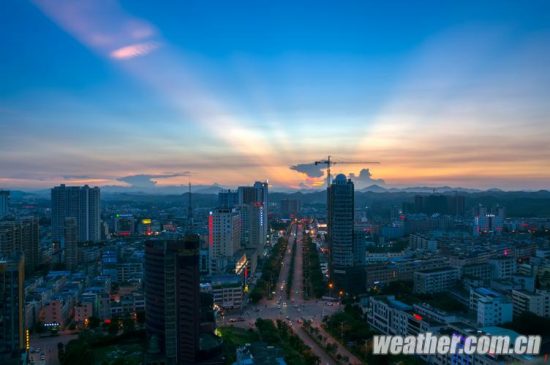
512, 289, 550, 318
202, 275, 243, 310
413, 267, 459, 294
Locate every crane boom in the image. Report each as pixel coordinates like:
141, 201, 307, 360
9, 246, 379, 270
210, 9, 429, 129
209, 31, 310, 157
313, 155, 380, 188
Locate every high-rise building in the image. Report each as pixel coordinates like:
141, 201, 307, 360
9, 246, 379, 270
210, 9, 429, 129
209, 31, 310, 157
0, 253, 25, 362
208, 208, 241, 274
0, 191, 9, 218
327, 174, 355, 289
114, 214, 135, 236
0, 218, 39, 275
51, 184, 101, 242
0, 221, 20, 259
413, 194, 465, 216
218, 190, 238, 209
145, 235, 201, 364
473, 205, 505, 236
237, 186, 257, 205
280, 199, 301, 219
20, 217, 39, 275
236, 182, 268, 255
253, 181, 268, 244
64, 217, 78, 271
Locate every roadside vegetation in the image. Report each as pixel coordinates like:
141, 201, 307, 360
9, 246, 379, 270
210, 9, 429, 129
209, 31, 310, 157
249, 237, 288, 303
217, 326, 259, 364
303, 235, 325, 299
255, 318, 320, 365
286, 239, 297, 297
59, 322, 145, 365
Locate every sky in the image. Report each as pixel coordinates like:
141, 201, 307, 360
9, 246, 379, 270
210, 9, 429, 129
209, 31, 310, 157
1, 0, 550, 191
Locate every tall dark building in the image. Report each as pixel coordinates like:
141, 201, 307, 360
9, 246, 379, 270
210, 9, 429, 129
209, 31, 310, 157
51, 184, 101, 242
145, 235, 201, 364
280, 199, 301, 219
327, 174, 354, 290
20, 217, 39, 275
414, 194, 465, 216
217, 190, 238, 209
0, 253, 25, 363
64, 217, 78, 271
0, 218, 39, 275
0, 191, 8, 218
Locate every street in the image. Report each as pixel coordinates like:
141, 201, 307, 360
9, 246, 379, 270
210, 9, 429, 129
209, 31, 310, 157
223, 221, 360, 365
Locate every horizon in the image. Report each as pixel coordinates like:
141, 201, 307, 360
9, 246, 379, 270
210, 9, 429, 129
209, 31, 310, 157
1, 1, 550, 190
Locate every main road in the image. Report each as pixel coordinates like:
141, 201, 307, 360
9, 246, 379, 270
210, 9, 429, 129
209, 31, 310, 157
225, 221, 343, 365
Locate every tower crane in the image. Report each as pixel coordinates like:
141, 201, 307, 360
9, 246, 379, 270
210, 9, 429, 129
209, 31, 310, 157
314, 155, 380, 188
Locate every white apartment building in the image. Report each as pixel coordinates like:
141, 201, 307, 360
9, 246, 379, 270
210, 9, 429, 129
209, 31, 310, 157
477, 295, 513, 326
512, 289, 550, 318
413, 267, 459, 294
209, 208, 241, 274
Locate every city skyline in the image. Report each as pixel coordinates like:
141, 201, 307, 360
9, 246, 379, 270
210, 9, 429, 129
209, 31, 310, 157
1, 1, 550, 190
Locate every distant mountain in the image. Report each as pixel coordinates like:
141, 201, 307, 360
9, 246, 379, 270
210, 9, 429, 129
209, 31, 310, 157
384, 186, 483, 194
361, 184, 388, 193
98, 183, 228, 195
193, 183, 228, 194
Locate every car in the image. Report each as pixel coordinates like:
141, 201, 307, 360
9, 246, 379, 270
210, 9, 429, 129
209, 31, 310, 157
40, 355, 46, 361
229, 318, 237, 323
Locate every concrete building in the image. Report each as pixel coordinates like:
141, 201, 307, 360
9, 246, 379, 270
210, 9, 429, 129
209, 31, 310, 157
218, 189, 238, 209
473, 205, 505, 236
280, 199, 301, 219
51, 184, 101, 242
0, 254, 25, 362
64, 217, 79, 271
209, 208, 241, 274
489, 257, 517, 280
367, 295, 444, 337
477, 295, 513, 326
237, 182, 268, 255
74, 302, 93, 325
409, 234, 438, 251
460, 263, 492, 285
0, 191, 8, 218
327, 174, 354, 290
145, 235, 201, 364
202, 275, 243, 310
0, 218, 39, 275
413, 267, 459, 294
114, 214, 135, 236
39, 297, 70, 327
512, 289, 550, 318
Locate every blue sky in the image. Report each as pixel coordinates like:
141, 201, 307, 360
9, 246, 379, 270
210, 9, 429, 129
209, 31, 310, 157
1, 0, 550, 190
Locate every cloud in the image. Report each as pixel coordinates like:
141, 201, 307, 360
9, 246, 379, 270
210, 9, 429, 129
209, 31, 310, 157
63, 175, 92, 180
290, 163, 324, 178
110, 42, 159, 60
117, 173, 190, 188
348, 168, 385, 186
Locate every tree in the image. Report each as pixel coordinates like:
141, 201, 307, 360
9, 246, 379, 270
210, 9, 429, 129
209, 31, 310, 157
122, 317, 135, 333
57, 342, 65, 363
88, 316, 101, 329
62, 339, 93, 365
108, 319, 120, 335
